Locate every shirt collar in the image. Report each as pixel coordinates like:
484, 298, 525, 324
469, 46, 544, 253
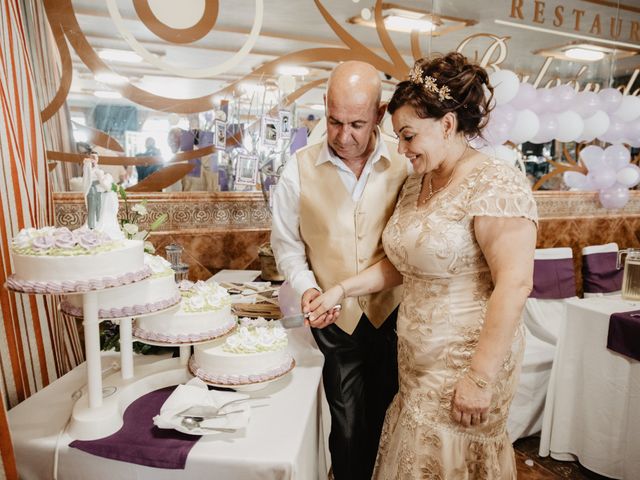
316, 127, 391, 168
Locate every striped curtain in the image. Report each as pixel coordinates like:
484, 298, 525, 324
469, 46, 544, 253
1, 0, 66, 476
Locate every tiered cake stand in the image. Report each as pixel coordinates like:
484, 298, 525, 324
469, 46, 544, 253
5, 277, 191, 440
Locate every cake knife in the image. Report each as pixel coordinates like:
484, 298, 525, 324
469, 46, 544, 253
280, 305, 342, 329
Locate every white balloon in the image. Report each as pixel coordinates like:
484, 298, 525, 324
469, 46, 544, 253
616, 166, 640, 187
612, 95, 640, 122
479, 144, 518, 165
555, 110, 584, 142
509, 109, 540, 144
580, 110, 610, 142
489, 70, 520, 105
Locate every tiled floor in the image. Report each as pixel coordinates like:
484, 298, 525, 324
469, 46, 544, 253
515, 436, 612, 479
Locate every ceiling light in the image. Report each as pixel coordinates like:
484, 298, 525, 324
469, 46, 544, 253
277, 65, 310, 76
347, 5, 474, 35
309, 104, 325, 111
94, 72, 128, 85
564, 48, 606, 61
534, 42, 636, 63
94, 90, 122, 99
384, 15, 435, 32
98, 49, 142, 64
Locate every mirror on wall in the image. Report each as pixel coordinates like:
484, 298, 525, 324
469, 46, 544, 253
39, 0, 639, 195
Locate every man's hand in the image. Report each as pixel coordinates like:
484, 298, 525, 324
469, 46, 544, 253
301, 288, 332, 328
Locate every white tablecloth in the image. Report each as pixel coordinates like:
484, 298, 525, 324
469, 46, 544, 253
539, 295, 640, 479
8, 327, 329, 480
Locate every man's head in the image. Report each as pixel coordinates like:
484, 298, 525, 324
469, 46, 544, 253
325, 61, 384, 162
167, 127, 182, 153
145, 137, 156, 149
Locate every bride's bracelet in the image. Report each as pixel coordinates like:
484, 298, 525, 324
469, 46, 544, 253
466, 369, 491, 390
337, 283, 347, 300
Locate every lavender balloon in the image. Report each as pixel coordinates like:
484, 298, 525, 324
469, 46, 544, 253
579, 145, 605, 171
603, 144, 631, 170
531, 88, 555, 114
509, 82, 536, 110
598, 88, 623, 113
278, 281, 301, 316
599, 185, 630, 209
625, 121, 640, 148
483, 114, 510, 146
563, 171, 590, 189
573, 91, 602, 117
616, 164, 640, 188
588, 167, 617, 190
599, 118, 626, 144
530, 113, 558, 144
550, 84, 576, 112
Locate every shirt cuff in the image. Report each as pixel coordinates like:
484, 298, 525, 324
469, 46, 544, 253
292, 273, 321, 297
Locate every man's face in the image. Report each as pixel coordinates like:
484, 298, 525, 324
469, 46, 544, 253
325, 93, 382, 161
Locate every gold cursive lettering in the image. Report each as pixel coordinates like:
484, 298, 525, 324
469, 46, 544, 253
456, 34, 510, 70
553, 5, 564, 27
631, 21, 639, 42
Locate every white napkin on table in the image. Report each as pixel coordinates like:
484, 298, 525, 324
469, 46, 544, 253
153, 378, 251, 432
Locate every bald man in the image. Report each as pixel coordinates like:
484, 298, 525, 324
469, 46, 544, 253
271, 61, 408, 479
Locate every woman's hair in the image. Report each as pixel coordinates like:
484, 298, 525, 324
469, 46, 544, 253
388, 52, 494, 139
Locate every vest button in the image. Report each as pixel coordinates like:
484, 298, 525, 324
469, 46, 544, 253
357, 232, 364, 240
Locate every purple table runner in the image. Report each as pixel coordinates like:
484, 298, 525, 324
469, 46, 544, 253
70, 386, 199, 469
530, 257, 576, 299
607, 310, 640, 362
583, 252, 623, 294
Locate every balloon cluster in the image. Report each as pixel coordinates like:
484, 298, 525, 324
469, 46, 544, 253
564, 144, 639, 209
479, 70, 640, 148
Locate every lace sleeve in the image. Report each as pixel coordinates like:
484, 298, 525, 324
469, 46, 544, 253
467, 160, 538, 226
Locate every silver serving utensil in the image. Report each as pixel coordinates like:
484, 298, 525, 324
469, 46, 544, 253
180, 417, 236, 432
280, 305, 342, 329
177, 396, 269, 418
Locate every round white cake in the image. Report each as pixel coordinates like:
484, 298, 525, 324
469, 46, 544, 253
133, 280, 234, 344
7, 226, 149, 294
60, 254, 180, 318
189, 318, 294, 386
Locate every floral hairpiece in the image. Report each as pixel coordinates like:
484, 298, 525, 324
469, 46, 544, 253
408, 65, 453, 102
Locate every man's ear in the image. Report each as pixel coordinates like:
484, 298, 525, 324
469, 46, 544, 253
376, 102, 388, 125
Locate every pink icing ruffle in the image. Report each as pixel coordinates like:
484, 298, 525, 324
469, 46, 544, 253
188, 354, 295, 386
5, 265, 152, 295
132, 318, 237, 345
60, 292, 181, 319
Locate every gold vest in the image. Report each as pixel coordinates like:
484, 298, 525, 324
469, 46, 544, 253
298, 139, 407, 334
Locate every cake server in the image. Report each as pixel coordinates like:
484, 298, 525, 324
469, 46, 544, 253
280, 305, 342, 329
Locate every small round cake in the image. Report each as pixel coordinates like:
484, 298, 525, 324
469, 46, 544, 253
189, 318, 294, 386
133, 280, 234, 344
60, 254, 181, 318
7, 226, 149, 294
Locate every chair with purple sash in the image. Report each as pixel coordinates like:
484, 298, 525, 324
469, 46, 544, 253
582, 243, 622, 298
508, 247, 577, 441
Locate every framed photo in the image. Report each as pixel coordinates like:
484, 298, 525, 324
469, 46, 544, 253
261, 116, 279, 146
278, 110, 291, 139
214, 120, 227, 149
235, 154, 259, 186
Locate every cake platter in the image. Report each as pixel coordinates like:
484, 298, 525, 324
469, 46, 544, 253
189, 357, 296, 392
59, 295, 181, 320
131, 318, 237, 347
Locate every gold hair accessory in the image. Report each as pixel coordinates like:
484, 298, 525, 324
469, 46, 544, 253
408, 65, 453, 102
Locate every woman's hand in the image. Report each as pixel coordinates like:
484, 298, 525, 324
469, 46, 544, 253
451, 374, 493, 427
304, 285, 344, 329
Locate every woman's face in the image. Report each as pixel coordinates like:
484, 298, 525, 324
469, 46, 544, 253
391, 105, 448, 175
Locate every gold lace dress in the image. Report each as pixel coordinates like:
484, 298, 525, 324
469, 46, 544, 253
373, 159, 538, 479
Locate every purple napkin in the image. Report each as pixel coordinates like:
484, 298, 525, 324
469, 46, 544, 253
70, 386, 199, 469
607, 310, 640, 361
530, 257, 576, 299
582, 252, 623, 294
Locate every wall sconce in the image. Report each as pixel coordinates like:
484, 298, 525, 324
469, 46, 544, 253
534, 42, 637, 63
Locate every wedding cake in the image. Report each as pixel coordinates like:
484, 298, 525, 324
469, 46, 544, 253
189, 317, 294, 386
6, 226, 149, 294
60, 254, 180, 318
132, 280, 235, 343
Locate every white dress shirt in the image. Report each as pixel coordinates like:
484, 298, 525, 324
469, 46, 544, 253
271, 129, 403, 296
